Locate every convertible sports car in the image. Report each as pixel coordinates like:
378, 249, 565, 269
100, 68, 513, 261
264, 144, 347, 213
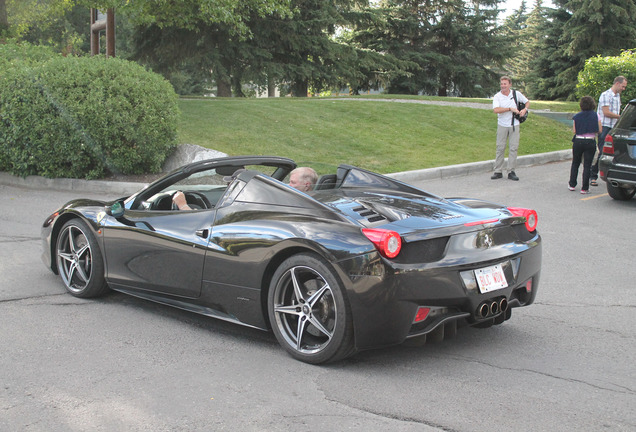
42, 156, 541, 364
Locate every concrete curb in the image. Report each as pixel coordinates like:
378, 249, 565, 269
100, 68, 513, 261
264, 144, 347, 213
388, 149, 571, 182
0, 172, 145, 195
1, 150, 572, 195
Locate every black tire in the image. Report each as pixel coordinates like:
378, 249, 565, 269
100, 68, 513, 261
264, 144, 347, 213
55, 219, 109, 298
267, 253, 355, 364
606, 182, 636, 201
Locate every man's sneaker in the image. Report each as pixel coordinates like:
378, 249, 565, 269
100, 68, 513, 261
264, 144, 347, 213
568, 185, 575, 191
580, 189, 590, 194
491, 172, 503, 179
508, 171, 519, 181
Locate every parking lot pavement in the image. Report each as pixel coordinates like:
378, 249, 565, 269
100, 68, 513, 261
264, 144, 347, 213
1, 157, 634, 432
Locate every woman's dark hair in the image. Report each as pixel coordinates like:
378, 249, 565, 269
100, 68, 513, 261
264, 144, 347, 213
580, 96, 596, 111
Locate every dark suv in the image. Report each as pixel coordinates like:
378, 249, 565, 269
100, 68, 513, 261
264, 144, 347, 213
599, 99, 636, 201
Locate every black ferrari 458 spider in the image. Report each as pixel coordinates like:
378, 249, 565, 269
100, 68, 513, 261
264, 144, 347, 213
42, 156, 541, 363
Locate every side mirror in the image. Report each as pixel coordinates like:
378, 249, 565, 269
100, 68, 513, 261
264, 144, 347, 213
106, 201, 125, 218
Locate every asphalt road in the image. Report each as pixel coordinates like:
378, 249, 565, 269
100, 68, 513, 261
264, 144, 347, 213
1, 161, 634, 432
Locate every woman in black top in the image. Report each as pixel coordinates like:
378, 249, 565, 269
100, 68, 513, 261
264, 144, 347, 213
569, 96, 602, 194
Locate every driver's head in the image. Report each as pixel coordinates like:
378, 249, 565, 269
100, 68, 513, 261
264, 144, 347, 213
289, 167, 318, 192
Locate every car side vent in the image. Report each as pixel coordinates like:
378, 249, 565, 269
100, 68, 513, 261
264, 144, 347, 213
352, 206, 387, 223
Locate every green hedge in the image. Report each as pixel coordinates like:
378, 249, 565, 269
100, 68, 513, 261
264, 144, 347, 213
0, 42, 179, 179
576, 50, 636, 106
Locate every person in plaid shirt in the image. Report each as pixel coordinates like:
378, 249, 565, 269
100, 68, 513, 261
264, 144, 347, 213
590, 76, 628, 185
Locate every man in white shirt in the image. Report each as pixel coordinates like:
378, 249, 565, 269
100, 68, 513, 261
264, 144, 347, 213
491, 76, 529, 181
590, 75, 628, 185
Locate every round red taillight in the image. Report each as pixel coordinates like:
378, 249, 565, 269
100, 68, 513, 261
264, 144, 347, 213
362, 228, 402, 259
524, 210, 538, 231
507, 207, 538, 232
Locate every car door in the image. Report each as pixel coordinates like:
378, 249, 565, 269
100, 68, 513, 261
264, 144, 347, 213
100, 157, 297, 300
101, 208, 213, 298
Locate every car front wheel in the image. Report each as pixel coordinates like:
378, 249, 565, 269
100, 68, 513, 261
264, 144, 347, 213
268, 253, 355, 364
606, 181, 636, 200
56, 219, 109, 298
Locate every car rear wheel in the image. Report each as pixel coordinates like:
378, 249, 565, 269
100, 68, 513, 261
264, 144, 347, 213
56, 219, 109, 298
606, 182, 636, 200
268, 253, 355, 364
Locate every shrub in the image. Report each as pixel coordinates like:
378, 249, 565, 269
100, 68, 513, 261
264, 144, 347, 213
0, 42, 179, 179
576, 50, 636, 106
0, 40, 58, 64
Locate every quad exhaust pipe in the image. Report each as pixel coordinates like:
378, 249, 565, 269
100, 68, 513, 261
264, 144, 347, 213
477, 297, 508, 319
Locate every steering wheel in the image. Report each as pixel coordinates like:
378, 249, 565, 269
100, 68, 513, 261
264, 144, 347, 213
170, 191, 212, 210
186, 191, 212, 209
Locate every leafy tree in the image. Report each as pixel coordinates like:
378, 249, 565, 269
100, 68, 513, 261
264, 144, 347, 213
561, 0, 636, 99
2, 0, 81, 51
533, 0, 636, 100
83, 0, 293, 36
18, 2, 88, 55
576, 50, 636, 105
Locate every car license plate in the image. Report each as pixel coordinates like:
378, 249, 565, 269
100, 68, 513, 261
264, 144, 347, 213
475, 264, 508, 293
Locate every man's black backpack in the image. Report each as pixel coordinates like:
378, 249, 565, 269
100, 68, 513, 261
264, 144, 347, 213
512, 89, 528, 124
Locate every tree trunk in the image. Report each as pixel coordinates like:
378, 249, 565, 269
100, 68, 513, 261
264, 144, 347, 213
215, 57, 233, 97
232, 75, 245, 97
217, 78, 232, 97
0, 0, 9, 35
291, 80, 308, 97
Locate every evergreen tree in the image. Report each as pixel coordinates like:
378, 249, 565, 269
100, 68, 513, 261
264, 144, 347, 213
509, 0, 550, 96
131, 0, 368, 97
528, 5, 571, 99
563, 0, 636, 57
533, 0, 636, 100
427, 0, 507, 97
254, 0, 361, 96
500, 1, 528, 87
131, 24, 225, 95
337, 3, 419, 94
348, 0, 508, 96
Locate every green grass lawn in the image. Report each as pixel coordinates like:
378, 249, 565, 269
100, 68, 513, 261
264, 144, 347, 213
177, 96, 576, 175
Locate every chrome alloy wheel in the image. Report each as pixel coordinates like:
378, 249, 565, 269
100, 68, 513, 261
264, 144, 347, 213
272, 265, 337, 355
56, 222, 97, 295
